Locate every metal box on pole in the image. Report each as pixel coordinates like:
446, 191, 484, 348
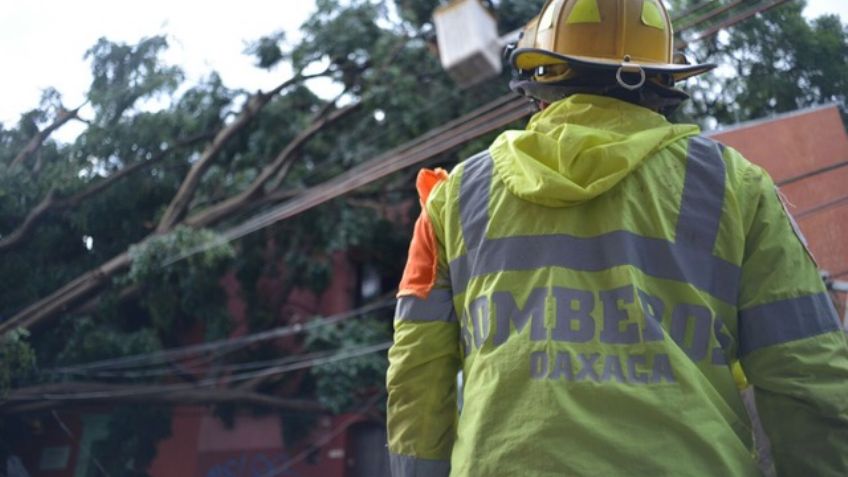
433, 0, 503, 88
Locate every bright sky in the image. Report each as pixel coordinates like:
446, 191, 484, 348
1, 0, 846, 131
0, 1, 316, 129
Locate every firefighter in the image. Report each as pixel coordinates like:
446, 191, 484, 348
386, 0, 848, 475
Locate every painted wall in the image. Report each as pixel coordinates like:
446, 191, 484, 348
149, 409, 367, 477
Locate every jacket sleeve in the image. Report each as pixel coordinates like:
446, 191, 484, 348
386, 169, 459, 477
737, 165, 848, 476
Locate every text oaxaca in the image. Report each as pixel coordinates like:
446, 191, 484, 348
459, 284, 733, 384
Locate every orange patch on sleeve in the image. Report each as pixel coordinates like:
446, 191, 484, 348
397, 168, 448, 299
398, 212, 438, 299
416, 168, 448, 207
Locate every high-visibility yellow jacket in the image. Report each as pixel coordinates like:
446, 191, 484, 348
386, 94, 848, 477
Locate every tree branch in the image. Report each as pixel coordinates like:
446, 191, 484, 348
74, 284, 143, 316
185, 101, 360, 228
0, 132, 212, 254
0, 189, 59, 252
65, 131, 215, 208
2, 93, 533, 336
266, 87, 354, 192
9, 106, 82, 169
156, 70, 330, 233
0, 79, 346, 335
55, 185, 305, 319
0, 252, 132, 335
250, 189, 303, 208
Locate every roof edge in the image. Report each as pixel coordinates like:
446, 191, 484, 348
705, 102, 844, 137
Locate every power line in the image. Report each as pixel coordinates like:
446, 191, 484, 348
671, 0, 721, 23
11, 340, 392, 402
678, 0, 794, 46
777, 160, 848, 187
796, 194, 848, 220
675, 0, 745, 32
60, 345, 345, 380
673, 0, 788, 45
46, 298, 395, 374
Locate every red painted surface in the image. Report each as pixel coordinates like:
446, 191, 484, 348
148, 409, 367, 477
781, 166, 848, 212
798, 207, 848, 278
148, 407, 203, 477
710, 105, 848, 182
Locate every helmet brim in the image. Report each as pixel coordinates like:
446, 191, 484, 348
512, 48, 716, 82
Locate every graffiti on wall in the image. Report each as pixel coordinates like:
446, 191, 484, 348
203, 451, 303, 477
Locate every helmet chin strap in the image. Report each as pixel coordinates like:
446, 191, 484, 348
509, 77, 690, 117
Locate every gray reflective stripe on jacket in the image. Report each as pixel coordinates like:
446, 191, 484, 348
739, 292, 841, 356
396, 289, 456, 323
389, 453, 450, 477
451, 136, 738, 304
676, 136, 726, 251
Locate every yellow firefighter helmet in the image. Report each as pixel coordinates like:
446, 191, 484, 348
511, 0, 714, 86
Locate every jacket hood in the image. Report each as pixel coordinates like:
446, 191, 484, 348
488, 94, 700, 207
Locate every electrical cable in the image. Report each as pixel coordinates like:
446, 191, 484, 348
11, 340, 392, 401
671, 0, 721, 23
679, 0, 794, 46
674, 0, 745, 33
61, 345, 345, 380
46, 298, 395, 374
796, 194, 848, 220
45, 297, 394, 374
777, 160, 848, 187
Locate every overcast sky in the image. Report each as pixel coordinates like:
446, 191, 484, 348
1, 0, 846, 131
0, 1, 316, 128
